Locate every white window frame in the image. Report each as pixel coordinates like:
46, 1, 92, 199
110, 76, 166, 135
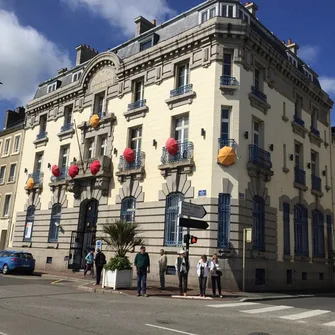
238, 8, 250, 23
59, 145, 70, 169
34, 152, 44, 173
303, 67, 313, 81
94, 92, 106, 117
287, 53, 298, 67
86, 138, 95, 159
221, 3, 237, 18
12, 135, 21, 154
133, 79, 144, 102
130, 127, 142, 154
199, 5, 218, 24
174, 115, 189, 144
8, 163, 16, 183
64, 104, 73, 125
99, 135, 108, 157
3, 193, 11, 217
0, 165, 6, 184
72, 70, 83, 83
177, 63, 190, 88
47, 82, 57, 93
3, 138, 11, 157
253, 120, 260, 147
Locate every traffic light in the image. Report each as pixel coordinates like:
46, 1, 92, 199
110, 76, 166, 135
190, 235, 198, 244
183, 234, 190, 244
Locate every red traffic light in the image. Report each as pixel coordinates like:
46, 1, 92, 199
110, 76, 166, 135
190, 236, 198, 244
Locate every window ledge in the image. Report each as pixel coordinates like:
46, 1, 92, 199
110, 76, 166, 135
247, 162, 274, 182
282, 167, 290, 174
282, 115, 289, 122
294, 182, 308, 192
294, 255, 310, 262
123, 106, 148, 121
11, 152, 20, 156
165, 91, 196, 110
1, 154, 10, 158
283, 254, 292, 261
309, 131, 323, 147
158, 159, 194, 176
21, 243, 32, 248
57, 129, 75, 141
311, 188, 324, 198
116, 167, 145, 183
312, 256, 326, 263
251, 250, 266, 259
49, 179, 67, 188
33, 137, 48, 148
324, 141, 330, 148
47, 242, 59, 249
248, 92, 271, 114
291, 121, 308, 138
220, 83, 238, 95
6, 181, 15, 185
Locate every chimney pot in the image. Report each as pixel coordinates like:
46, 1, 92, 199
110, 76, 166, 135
75, 44, 99, 65
245, 2, 259, 16
288, 38, 292, 45
134, 16, 156, 36
152, 19, 157, 26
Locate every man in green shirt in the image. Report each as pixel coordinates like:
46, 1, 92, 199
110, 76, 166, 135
134, 246, 150, 297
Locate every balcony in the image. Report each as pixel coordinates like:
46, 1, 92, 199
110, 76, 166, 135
25, 171, 43, 192
50, 167, 68, 186
158, 141, 194, 175
58, 123, 75, 140
33, 131, 48, 147
247, 145, 273, 181
165, 84, 196, 110
248, 86, 271, 114
124, 99, 148, 121
218, 138, 237, 150
219, 76, 238, 95
116, 152, 145, 182
294, 166, 307, 191
291, 115, 308, 139
309, 126, 323, 147
311, 174, 323, 197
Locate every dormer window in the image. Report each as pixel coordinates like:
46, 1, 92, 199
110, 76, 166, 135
303, 67, 313, 81
140, 39, 152, 51
238, 8, 250, 23
199, 5, 218, 23
72, 70, 83, 82
47, 82, 57, 93
139, 34, 159, 52
287, 53, 298, 67
222, 4, 235, 18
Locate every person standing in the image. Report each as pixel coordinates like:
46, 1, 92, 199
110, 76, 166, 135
197, 255, 210, 297
84, 250, 94, 277
94, 248, 106, 286
210, 254, 223, 298
158, 249, 167, 290
134, 246, 150, 297
175, 250, 189, 296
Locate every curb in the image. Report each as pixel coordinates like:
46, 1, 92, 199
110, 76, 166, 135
239, 294, 314, 302
77, 285, 129, 296
41, 274, 93, 283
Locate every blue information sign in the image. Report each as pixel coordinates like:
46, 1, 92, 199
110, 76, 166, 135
198, 190, 207, 197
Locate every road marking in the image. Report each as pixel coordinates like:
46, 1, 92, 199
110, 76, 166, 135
280, 309, 330, 320
207, 302, 259, 308
323, 321, 335, 326
0, 332, 10, 335
50, 279, 63, 285
145, 324, 198, 335
241, 305, 294, 314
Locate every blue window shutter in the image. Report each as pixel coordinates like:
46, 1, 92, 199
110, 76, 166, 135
312, 210, 325, 258
283, 203, 290, 255
252, 196, 265, 251
120, 197, 136, 223
218, 193, 231, 248
48, 204, 61, 242
294, 205, 308, 257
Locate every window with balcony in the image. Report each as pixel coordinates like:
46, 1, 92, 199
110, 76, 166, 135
177, 63, 189, 90
164, 192, 184, 246
8, 163, 16, 183
23, 206, 35, 242
37, 114, 47, 141
252, 196, 265, 251
130, 127, 142, 156
98, 135, 108, 157
294, 142, 305, 187
283, 202, 290, 256
85, 138, 95, 160
94, 92, 106, 118
59, 145, 70, 170
48, 204, 61, 242
217, 193, 231, 249
120, 197, 136, 223
327, 215, 333, 256
294, 94, 304, 125
311, 150, 321, 193
220, 108, 230, 147
3, 194, 11, 217
250, 67, 269, 110
63, 105, 73, 131
0, 166, 5, 184
32, 151, 44, 184
175, 115, 189, 145
12, 135, 21, 154
3, 138, 10, 156
294, 205, 308, 257
312, 210, 325, 258
220, 52, 237, 89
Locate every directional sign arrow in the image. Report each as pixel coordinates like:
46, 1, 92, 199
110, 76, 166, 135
179, 217, 209, 230
180, 202, 207, 219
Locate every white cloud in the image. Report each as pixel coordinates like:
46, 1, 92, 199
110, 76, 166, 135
319, 77, 335, 95
0, 10, 71, 105
299, 45, 320, 64
64, 0, 176, 37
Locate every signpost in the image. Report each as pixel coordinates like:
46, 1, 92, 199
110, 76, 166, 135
180, 202, 207, 219
242, 228, 252, 292
179, 217, 209, 230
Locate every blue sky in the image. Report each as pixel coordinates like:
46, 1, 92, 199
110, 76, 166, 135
0, 0, 334, 127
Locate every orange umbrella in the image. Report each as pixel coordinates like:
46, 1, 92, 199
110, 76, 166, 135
217, 146, 236, 166
89, 114, 100, 128
26, 178, 35, 190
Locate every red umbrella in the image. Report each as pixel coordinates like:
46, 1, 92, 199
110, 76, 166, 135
123, 148, 135, 163
90, 160, 101, 175
68, 164, 79, 179
165, 138, 178, 155
51, 165, 61, 177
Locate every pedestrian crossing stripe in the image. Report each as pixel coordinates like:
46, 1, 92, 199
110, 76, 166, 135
241, 305, 294, 314
279, 309, 330, 320
207, 302, 259, 308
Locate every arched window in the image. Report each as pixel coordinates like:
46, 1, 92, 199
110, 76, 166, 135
164, 192, 184, 246
23, 206, 35, 242
120, 197, 136, 223
294, 205, 308, 256
252, 196, 265, 251
49, 204, 62, 242
312, 210, 325, 258
283, 202, 290, 255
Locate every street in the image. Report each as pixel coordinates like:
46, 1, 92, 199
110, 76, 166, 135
1, 275, 335, 334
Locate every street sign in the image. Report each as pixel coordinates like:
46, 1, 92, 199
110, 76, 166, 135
95, 240, 103, 250
179, 217, 209, 230
180, 201, 207, 219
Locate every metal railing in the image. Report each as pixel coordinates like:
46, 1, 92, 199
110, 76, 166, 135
36, 131, 48, 140
50, 167, 68, 182
218, 138, 237, 150
294, 115, 305, 127
251, 86, 267, 102
127, 99, 146, 111
170, 84, 193, 98
294, 166, 306, 185
161, 141, 194, 165
220, 75, 237, 86
28, 171, 43, 184
310, 126, 320, 137
118, 152, 145, 171
248, 144, 272, 169
312, 174, 321, 192
60, 123, 73, 133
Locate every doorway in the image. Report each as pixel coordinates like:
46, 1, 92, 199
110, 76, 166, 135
0, 230, 7, 250
68, 199, 98, 271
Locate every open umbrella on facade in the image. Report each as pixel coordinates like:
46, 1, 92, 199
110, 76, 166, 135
165, 138, 178, 155
68, 164, 79, 179
51, 165, 61, 177
26, 178, 35, 190
123, 148, 135, 163
90, 160, 101, 175
217, 146, 236, 166
89, 114, 100, 128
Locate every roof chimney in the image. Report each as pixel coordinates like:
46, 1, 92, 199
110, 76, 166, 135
75, 44, 99, 66
245, 2, 258, 16
134, 16, 156, 37
286, 38, 299, 55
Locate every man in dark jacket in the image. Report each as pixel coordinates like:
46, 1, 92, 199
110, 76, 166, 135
134, 246, 150, 297
175, 250, 189, 296
94, 248, 106, 286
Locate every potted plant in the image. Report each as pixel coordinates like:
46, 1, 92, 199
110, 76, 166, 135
101, 220, 144, 290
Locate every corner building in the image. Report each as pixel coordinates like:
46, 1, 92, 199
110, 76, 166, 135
11, 0, 334, 291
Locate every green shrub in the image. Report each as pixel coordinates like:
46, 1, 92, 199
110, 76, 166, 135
104, 255, 132, 271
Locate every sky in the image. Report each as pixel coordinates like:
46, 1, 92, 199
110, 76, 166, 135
0, 0, 335, 126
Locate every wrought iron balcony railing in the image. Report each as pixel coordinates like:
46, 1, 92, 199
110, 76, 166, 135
218, 138, 237, 150
248, 144, 272, 169
161, 141, 194, 165
28, 171, 43, 184
251, 86, 267, 102
60, 123, 73, 133
127, 99, 146, 111
294, 166, 306, 185
294, 115, 305, 127
310, 126, 320, 137
118, 152, 145, 171
36, 131, 48, 140
170, 84, 193, 98
312, 174, 321, 192
50, 167, 68, 183
220, 75, 237, 86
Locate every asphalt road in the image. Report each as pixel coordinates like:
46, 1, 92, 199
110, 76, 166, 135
1, 274, 335, 335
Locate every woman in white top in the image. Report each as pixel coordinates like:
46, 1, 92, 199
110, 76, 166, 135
210, 254, 222, 298
197, 254, 210, 297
